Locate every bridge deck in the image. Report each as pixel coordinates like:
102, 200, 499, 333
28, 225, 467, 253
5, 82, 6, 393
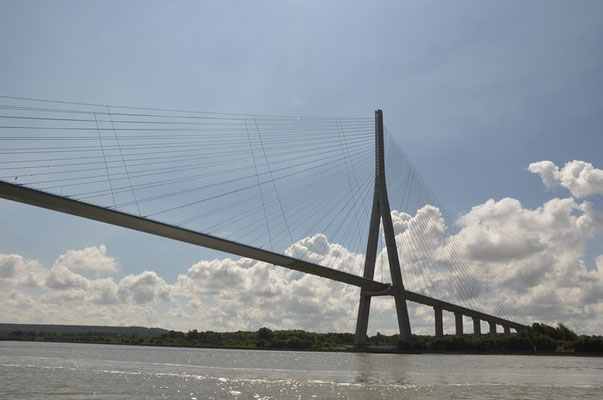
0, 181, 526, 331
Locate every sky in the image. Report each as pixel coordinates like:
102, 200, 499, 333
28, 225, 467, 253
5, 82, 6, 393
1, 1, 602, 335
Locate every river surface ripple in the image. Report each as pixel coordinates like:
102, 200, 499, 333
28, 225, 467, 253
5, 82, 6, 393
1, 341, 602, 399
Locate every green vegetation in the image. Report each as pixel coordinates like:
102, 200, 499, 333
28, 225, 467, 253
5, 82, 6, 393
408, 323, 603, 353
0, 323, 167, 336
1, 323, 601, 354
0, 328, 354, 350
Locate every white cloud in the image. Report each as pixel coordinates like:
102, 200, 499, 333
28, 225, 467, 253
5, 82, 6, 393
172, 240, 364, 332
285, 233, 365, 274
43, 264, 121, 305
46, 265, 90, 290
5, 290, 36, 309
89, 278, 120, 305
529, 160, 603, 198
438, 194, 603, 331
0, 253, 46, 287
527, 160, 559, 188
53, 245, 118, 275
0, 288, 162, 327
41, 289, 87, 304
118, 271, 171, 304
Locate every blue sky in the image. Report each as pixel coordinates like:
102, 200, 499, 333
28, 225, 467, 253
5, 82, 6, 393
1, 1, 602, 334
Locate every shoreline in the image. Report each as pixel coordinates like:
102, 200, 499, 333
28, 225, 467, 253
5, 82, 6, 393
2, 338, 602, 357
2, 322, 601, 355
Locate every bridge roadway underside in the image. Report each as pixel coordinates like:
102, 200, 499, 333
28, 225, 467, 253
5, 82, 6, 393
0, 181, 526, 332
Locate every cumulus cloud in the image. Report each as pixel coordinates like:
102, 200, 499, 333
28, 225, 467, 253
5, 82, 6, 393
89, 278, 120, 305
529, 160, 603, 198
53, 245, 118, 275
388, 206, 447, 291
44, 263, 122, 305
5, 290, 36, 309
436, 193, 603, 332
0, 253, 46, 287
285, 233, 365, 273
172, 238, 365, 332
0, 247, 172, 327
46, 265, 90, 290
41, 289, 87, 304
118, 271, 171, 304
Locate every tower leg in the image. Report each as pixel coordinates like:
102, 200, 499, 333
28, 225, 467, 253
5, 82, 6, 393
393, 290, 413, 347
353, 189, 380, 348
354, 291, 372, 346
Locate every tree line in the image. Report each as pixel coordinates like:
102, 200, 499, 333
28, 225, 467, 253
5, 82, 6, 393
1, 323, 601, 353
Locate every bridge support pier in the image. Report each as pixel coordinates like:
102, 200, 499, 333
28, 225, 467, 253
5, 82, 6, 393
489, 321, 497, 336
504, 326, 511, 335
454, 312, 463, 336
473, 317, 481, 338
434, 307, 443, 338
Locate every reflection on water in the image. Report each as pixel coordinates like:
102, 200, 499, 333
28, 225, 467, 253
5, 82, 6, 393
353, 354, 410, 386
0, 341, 602, 399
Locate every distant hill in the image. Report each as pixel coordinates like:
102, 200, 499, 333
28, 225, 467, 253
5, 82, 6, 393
0, 323, 168, 337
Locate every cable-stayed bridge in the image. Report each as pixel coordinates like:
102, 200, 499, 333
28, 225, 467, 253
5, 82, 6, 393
0, 96, 527, 348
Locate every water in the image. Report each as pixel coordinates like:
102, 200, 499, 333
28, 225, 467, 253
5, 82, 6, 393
0, 341, 601, 399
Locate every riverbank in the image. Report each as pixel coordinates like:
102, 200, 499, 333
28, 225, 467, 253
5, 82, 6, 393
1, 322, 602, 355
2, 337, 603, 358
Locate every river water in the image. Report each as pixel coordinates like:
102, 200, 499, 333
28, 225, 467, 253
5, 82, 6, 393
0, 341, 601, 399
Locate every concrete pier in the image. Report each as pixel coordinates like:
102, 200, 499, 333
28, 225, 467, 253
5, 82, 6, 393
434, 307, 443, 338
489, 321, 497, 336
473, 317, 481, 338
504, 326, 511, 335
454, 312, 463, 336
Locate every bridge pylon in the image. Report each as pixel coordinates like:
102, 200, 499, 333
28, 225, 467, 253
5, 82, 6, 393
353, 110, 414, 349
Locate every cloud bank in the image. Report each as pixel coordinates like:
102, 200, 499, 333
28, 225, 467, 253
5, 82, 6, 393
528, 160, 603, 198
1, 160, 602, 335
